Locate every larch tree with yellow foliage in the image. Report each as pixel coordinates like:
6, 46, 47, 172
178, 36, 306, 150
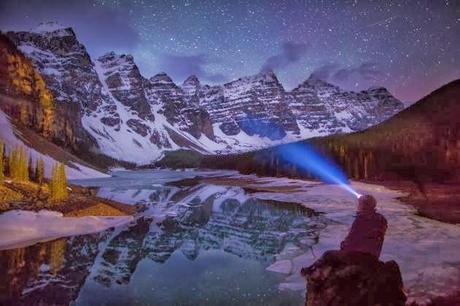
49, 162, 68, 202
35, 158, 45, 185
8, 146, 29, 182
0, 141, 4, 183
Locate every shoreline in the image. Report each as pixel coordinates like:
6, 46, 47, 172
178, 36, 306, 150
168, 173, 459, 225
0, 178, 137, 251
0, 180, 138, 218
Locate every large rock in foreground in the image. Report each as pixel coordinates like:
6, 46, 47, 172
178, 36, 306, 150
301, 250, 406, 306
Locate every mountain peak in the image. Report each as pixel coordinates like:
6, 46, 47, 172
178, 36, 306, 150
245, 69, 278, 84
293, 75, 337, 92
149, 72, 174, 84
364, 86, 390, 93
30, 21, 74, 36
98, 52, 134, 64
183, 75, 200, 86
257, 68, 276, 78
97, 51, 117, 61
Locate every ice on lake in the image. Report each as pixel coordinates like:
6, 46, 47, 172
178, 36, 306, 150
0, 169, 458, 305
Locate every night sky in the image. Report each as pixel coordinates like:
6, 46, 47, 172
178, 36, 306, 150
1, 0, 459, 102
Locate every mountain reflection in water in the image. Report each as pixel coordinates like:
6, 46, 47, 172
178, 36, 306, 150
1, 181, 328, 306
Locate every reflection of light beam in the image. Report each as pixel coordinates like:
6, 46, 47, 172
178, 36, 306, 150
277, 142, 360, 198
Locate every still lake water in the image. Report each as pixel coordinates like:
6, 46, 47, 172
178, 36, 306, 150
0, 170, 323, 306
2, 169, 460, 305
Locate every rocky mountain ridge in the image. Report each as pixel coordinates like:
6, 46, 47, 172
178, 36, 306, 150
3, 23, 404, 164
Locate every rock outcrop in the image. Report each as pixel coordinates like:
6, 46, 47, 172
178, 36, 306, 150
301, 250, 407, 306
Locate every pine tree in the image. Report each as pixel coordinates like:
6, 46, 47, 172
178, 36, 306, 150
28, 155, 34, 181
59, 163, 68, 199
8, 146, 30, 182
35, 158, 45, 185
49, 162, 68, 202
0, 141, 4, 183
49, 163, 57, 200
8, 147, 18, 179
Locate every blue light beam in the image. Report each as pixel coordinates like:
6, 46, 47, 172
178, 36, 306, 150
276, 142, 360, 198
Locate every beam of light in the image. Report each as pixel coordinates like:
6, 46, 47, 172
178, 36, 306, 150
276, 142, 361, 198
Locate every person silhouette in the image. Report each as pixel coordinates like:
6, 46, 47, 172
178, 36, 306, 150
301, 194, 406, 306
340, 194, 388, 258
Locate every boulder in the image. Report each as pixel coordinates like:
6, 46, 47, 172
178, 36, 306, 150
301, 250, 406, 306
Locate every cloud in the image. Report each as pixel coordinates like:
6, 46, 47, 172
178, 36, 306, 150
310, 62, 382, 82
261, 42, 308, 72
160, 53, 228, 83
0, 0, 139, 55
334, 62, 382, 81
309, 63, 340, 81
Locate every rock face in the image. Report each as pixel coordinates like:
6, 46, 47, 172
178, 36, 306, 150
290, 77, 404, 134
301, 250, 406, 306
3, 23, 405, 164
0, 32, 96, 154
199, 70, 299, 140
96, 52, 153, 122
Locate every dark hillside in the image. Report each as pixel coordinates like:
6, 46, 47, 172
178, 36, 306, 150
198, 79, 460, 183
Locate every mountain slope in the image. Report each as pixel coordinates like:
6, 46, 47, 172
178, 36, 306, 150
0, 108, 107, 179
195, 79, 460, 181
4, 23, 404, 165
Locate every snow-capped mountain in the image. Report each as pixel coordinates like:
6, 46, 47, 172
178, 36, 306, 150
5, 23, 404, 165
290, 77, 404, 133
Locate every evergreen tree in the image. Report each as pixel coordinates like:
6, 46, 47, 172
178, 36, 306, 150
0, 141, 4, 183
18, 147, 29, 181
9, 146, 29, 182
49, 162, 68, 202
59, 163, 68, 199
49, 163, 57, 199
8, 147, 18, 179
28, 155, 34, 181
35, 158, 45, 185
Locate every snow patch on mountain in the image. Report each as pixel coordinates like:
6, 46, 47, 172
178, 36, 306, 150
0, 110, 107, 179
6, 26, 405, 165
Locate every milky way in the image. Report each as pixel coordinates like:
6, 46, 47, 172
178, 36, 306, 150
0, 0, 459, 102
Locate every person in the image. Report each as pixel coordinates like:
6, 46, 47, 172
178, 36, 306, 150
340, 194, 387, 258
301, 194, 406, 306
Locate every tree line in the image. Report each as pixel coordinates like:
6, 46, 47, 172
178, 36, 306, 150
0, 140, 68, 202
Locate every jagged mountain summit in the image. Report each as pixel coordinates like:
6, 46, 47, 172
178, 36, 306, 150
4, 24, 404, 164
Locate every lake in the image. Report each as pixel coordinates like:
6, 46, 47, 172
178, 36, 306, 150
1, 169, 459, 305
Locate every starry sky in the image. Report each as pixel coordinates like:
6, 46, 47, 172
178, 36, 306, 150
0, 0, 459, 102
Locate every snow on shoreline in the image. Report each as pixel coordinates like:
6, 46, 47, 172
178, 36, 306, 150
0, 210, 133, 250
236, 176, 460, 305
75, 168, 460, 304
3, 169, 458, 304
